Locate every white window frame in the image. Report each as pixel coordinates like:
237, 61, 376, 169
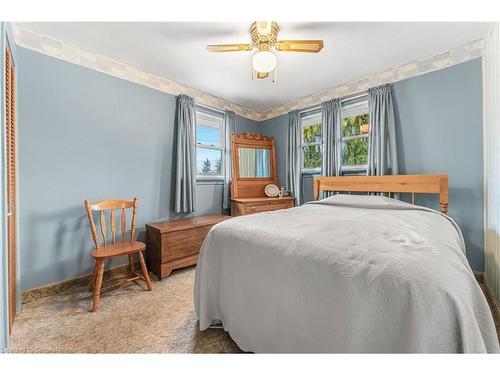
301, 112, 323, 173
195, 109, 225, 180
340, 99, 369, 173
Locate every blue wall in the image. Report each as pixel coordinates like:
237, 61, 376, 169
260, 114, 287, 188
17, 47, 259, 290
15, 45, 485, 292
259, 114, 316, 204
260, 59, 484, 271
394, 59, 484, 271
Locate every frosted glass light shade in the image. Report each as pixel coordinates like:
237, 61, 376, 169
252, 51, 277, 73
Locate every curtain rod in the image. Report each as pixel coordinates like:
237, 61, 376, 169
342, 91, 369, 102
196, 102, 225, 115
301, 91, 368, 115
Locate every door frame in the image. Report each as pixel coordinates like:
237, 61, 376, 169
0, 22, 19, 349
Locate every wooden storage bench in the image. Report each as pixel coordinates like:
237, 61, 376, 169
146, 215, 231, 279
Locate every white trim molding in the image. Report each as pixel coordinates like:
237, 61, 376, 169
0, 21, 10, 352
13, 24, 483, 122
483, 23, 500, 306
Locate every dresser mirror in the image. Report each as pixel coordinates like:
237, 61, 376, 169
238, 147, 271, 178
231, 132, 278, 198
230, 132, 295, 216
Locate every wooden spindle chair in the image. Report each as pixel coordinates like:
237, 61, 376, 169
84, 198, 152, 312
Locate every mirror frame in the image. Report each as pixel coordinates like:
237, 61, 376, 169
231, 132, 278, 199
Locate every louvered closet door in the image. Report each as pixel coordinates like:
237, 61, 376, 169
5, 46, 16, 333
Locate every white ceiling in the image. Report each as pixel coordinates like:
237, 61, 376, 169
19, 22, 490, 112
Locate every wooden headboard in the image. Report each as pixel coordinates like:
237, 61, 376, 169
313, 174, 449, 214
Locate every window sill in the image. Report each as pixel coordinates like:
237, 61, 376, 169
341, 167, 367, 176
301, 168, 321, 175
196, 176, 224, 182
300, 168, 367, 176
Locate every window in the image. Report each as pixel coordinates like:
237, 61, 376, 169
196, 109, 224, 178
341, 100, 369, 172
299, 97, 369, 174
301, 112, 322, 172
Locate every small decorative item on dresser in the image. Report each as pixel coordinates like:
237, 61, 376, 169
146, 215, 231, 280
279, 187, 291, 197
264, 184, 280, 197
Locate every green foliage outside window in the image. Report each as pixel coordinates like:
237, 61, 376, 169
302, 112, 369, 170
303, 123, 322, 169
201, 158, 213, 174
304, 145, 322, 169
303, 123, 322, 143
200, 157, 222, 175
214, 158, 222, 175
342, 138, 369, 166
342, 113, 368, 136
341, 114, 369, 167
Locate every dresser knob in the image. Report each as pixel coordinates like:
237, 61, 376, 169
250, 207, 257, 211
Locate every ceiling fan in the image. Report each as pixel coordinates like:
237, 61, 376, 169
207, 21, 324, 82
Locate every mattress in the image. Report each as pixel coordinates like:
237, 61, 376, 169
194, 195, 500, 353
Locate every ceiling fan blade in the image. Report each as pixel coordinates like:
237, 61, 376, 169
275, 40, 324, 53
206, 44, 253, 52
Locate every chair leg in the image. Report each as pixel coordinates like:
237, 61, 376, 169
138, 251, 152, 291
128, 254, 135, 273
92, 260, 105, 312
89, 262, 98, 291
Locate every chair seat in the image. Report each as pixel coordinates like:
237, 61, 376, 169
91, 241, 146, 259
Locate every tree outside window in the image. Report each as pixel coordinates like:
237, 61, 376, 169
300, 98, 369, 174
341, 112, 369, 168
196, 110, 224, 177
302, 114, 322, 171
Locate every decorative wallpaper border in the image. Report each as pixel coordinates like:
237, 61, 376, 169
12, 24, 263, 121
259, 38, 483, 121
13, 24, 483, 122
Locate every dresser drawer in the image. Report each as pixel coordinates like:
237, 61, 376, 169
231, 197, 295, 216
247, 200, 285, 207
244, 202, 291, 214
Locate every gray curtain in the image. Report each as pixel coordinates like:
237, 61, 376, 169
321, 98, 342, 198
286, 110, 302, 205
223, 110, 235, 210
322, 98, 342, 170
174, 94, 197, 213
367, 84, 398, 176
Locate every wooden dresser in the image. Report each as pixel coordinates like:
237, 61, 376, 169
229, 132, 296, 217
146, 215, 230, 279
231, 197, 295, 216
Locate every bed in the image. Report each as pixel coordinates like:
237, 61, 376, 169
194, 174, 500, 353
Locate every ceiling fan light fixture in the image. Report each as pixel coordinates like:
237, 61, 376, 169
252, 51, 277, 73
207, 21, 324, 81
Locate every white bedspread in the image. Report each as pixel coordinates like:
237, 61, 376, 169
194, 195, 500, 353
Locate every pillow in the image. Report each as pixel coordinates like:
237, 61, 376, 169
308, 193, 416, 210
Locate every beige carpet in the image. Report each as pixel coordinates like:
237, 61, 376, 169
9, 267, 242, 353
10, 266, 500, 353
